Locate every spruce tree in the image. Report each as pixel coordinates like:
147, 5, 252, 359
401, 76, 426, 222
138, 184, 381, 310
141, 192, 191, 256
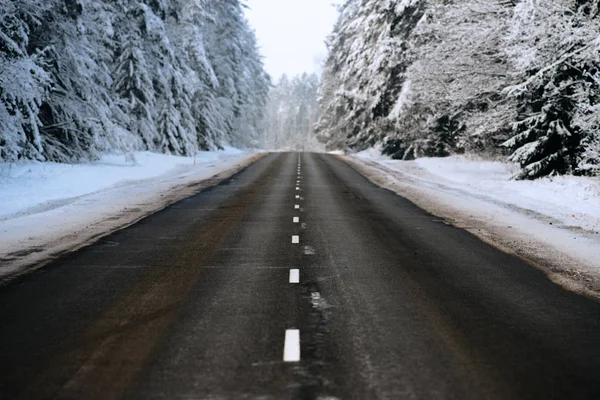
0, 0, 51, 161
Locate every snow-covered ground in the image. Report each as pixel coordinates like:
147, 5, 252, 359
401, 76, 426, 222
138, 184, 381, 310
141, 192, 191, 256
346, 149, 600, 297
0, 149, 261, 280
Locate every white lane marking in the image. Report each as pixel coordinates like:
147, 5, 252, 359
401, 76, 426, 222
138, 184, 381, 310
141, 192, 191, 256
283, 329, 300, 362
295, 205, 300, 209
296, 187, 300, 191
295, 195, 300, 199
292, 235, 300, 244
289, 269, 300, 283
293, 217, 300, 223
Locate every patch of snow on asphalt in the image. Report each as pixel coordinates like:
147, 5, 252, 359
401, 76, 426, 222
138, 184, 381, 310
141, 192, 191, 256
347, 149, 600, 296
0, 148, 259, 279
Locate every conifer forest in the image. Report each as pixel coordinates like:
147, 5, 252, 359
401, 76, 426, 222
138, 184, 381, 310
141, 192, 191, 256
2, 0, 599, 179
0, 0, 269, 163
317, 0, 600, 179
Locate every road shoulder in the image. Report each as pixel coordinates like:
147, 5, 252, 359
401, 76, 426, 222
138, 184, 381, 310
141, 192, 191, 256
0, 153, 265, 283
341, 154, 600, 300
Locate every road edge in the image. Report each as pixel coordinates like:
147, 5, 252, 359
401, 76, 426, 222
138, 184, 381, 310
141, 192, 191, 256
0, 153, 266, 286
339, 154, 600, 301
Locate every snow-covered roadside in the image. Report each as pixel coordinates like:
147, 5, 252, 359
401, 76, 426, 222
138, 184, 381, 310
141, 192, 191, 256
344, 149, 600, 298
0, 150, 263, 280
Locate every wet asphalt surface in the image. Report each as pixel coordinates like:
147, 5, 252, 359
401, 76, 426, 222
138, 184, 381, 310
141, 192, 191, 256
1, 152, 600, 400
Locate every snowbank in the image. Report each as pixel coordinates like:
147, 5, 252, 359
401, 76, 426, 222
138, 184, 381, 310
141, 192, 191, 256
346, 149, 600, 297
0, 149, 262, 280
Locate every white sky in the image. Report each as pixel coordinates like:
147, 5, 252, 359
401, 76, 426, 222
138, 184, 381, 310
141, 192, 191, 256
244, 0, 340, 80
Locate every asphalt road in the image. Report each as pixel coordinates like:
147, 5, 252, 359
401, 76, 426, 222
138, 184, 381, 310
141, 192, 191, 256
1, 152, 600, 400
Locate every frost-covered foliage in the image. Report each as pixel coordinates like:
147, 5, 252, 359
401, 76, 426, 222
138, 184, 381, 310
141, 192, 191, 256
0, 0, 52, 161
202, 0, 270, 149
318, 0, 600, 179
263, 73, 321, 150
502, 0, 600, 179
0, 0, 269, 162
317, 0, 427, 151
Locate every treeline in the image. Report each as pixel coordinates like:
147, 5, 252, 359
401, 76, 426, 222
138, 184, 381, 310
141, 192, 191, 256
262, 73, 321, 150
0, 0, 270, 163
317, 0, 600, 179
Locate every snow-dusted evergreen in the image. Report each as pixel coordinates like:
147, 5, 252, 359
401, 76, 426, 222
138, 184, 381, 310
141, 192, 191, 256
0, 0, 52, 161
318, 0, 600, 179
502, 0, 600, 179
317, 0, 427, 152
263, 73, 321, 150
0, 0, 269, 162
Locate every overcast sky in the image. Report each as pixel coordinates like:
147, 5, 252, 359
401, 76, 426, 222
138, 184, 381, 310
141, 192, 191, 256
244, 0, 340, 80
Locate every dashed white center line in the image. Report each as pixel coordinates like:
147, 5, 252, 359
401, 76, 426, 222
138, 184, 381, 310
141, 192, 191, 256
292, 235, 300, 244
293, 217, 299, 223
289, 269, 300, 283
295, 205, 300, 209
295, 195, 300, 199
296, 187, 300, 191
283, 329, 301, 362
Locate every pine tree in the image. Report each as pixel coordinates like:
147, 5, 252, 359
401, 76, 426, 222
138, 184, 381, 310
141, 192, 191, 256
0, 0, 51, 161
502, 73, 582, 179
112, 28, 157, 150
170, 0, 220, 150
34, 0, 129, 162
202, 0, 270, 148
316, 0, 427, 152
319, 0, 599, 179
502, 0, 600, 179
263, 73, 320, 150
1, 0, 270, 162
